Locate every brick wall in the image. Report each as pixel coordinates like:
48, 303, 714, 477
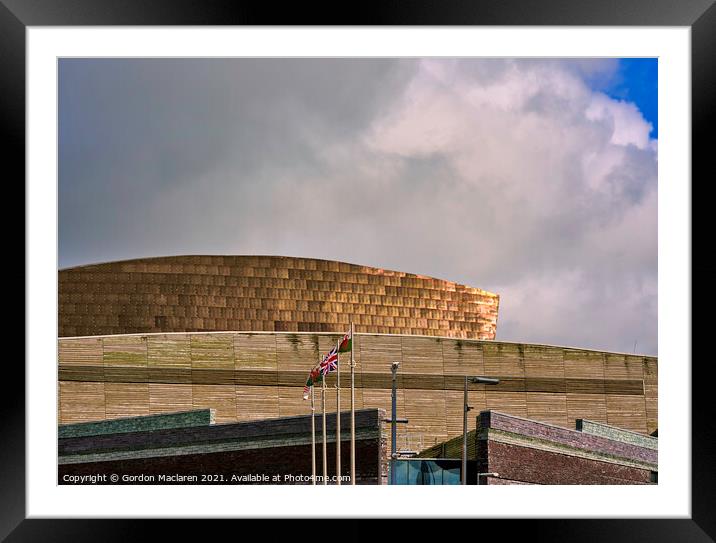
484, 441, 653, 485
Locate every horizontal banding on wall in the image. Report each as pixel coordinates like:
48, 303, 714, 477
58, 366, 645, 396
58, 332, 657, 437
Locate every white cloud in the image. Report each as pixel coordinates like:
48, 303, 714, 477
586, 93, 654, 149
351, 59, 657, 353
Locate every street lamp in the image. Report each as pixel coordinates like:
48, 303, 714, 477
462, 376, 500, 485
477, 472, 500, 485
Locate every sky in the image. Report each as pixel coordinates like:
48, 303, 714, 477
59, 58, 658, 355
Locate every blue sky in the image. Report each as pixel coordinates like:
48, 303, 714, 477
599, 58, 658, 138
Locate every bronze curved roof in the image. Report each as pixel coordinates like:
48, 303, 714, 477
59, 255, 499, 339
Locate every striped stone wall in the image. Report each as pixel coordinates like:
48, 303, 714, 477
576, 419, 658, 450
59, 409, 215, 439
59, 255, 499, 339
58, 332, 658, 449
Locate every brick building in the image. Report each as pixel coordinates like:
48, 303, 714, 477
59, 408, 388, 485
417, 410, 657, 485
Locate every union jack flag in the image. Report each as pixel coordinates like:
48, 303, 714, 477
320, 346, 339, 376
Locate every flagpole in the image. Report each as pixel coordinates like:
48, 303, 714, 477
311, 385, 316, 486
350, 321, 355, 485
322, 377, 327, 485
336, 339, 341, 486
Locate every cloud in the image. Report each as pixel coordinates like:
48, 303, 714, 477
59, 58, 657, 355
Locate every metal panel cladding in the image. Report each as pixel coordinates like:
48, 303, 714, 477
58, 255, 499, 339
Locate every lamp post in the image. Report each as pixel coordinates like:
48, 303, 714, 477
390, 361, 400, 485
462, 376, 500, 485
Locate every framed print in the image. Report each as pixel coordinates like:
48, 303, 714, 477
6, 0, 714, 540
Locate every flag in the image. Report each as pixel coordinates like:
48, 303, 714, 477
302, 365, 323, 400
337, 330, 352, 353
320, 346, 339, 376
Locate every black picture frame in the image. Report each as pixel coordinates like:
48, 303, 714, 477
5, 0, 713, 540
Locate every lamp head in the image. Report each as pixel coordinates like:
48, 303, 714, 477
470, 376, 500, 385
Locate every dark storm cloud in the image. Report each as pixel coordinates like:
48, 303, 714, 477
59, 58, 417, 263
59, 58, 657, 355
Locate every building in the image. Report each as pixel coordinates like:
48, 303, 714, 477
58, 255, 499, 339
59, 408, 387, 485
415, 410, 658, 485
57, 255, 658, 481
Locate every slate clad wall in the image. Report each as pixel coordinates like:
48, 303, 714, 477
59, 255, 499, 339
479, 411, 657, 466
576, 419, 658, 450
58, 408, 214, 439
58, 332, 658, 448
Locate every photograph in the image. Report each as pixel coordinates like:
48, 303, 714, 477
57, 56, 659, 486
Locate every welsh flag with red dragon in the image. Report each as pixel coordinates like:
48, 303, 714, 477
337, 330, 352, 353
302, 365, 323, 400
